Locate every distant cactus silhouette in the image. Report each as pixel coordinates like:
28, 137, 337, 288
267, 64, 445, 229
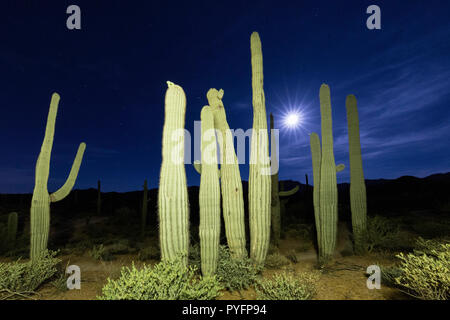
158, 81, 189, 266
7, 212, 18, 249
346, 94, 367, 254
270, 113, 299, 247
198, 106, 221, 276
30, 93, 86, 260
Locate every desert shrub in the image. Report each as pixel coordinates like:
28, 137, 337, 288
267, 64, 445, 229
365, 215, 415, 252
410, 220, 450, 238
105, 239, 133, 255
189, 244, 261, 292
255, 272, 319, 300
393, 238, 449, 300
90, 244, 114, 261
0, 250, 60, 298
286, 250, 299, 263
264, 252, 290, 269
138, 245, 160, 261
97, 256, 223, 300
380, 265, 403, 287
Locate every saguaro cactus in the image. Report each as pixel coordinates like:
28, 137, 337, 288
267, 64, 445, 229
198, 106, 221, 276
31, 93, 86, 260
141, 179, 148, 237
7, 212, 18, 249
158, 81, 189, 266
207, 88, 247, 259
270, 113, 298, 247
346, 94, 367, 254
249, 32, 271, 264
310, 84, 341, 265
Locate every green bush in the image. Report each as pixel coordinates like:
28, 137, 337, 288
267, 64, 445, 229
365, 215, 414, 252
98, 256, 223, 300
255, 272, 319, 300
0, 250, 60, 298
264, 252, 290, 269
90, 244, 114, 261
394, 238, 449, 300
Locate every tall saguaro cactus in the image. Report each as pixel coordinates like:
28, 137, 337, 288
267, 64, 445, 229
31, 93, 86, 260
346, 95, 367, 254
312, 84, 340, 265
158, 81, 189, 266
198, 106, 221, 276
270, 113, 299, 247
310, 133, 322, 254
207, 88, 247, 259
249, 32, 271, 264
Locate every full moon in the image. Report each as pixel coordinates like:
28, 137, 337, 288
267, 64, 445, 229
283, 112, 302, 128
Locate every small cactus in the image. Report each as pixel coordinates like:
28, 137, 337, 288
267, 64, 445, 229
270, 113, 299, 247
30, 93, 86, 261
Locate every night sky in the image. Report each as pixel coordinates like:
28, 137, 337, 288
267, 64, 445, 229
1, 0, 449, 193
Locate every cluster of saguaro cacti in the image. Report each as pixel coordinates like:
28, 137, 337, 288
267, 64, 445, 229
310, 85, 345, 265
249, 32, 272, 265
207, 88, 247, 260
31, 93, 86, 261
7, 212, 18, 250
198, 106, 221, 276
346, 95, 367, 254
270, 113, 299, 247
158, 81, 190, 266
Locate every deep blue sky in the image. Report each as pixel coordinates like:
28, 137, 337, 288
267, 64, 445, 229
1, 0, 449, 193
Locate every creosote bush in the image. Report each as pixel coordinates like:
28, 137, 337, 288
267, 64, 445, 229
393, 238, 449, 300
264, 252, 290, 269
98, 256, 223, 300
0, 250, 60, 298
255, 272, 319, 300
190, 244, 262, 292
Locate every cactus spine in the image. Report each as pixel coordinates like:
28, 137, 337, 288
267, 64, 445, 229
31, 93, 86, 260
141, 179, 148, 237
158, 81, 189, 266
317, 84, 338, 264
7, 212, 18, 249
249, 32, 271, 264
346, 95, 367, 254
270, 113, 298, 247
198, 106, 221, 276
207, 88, 247, 259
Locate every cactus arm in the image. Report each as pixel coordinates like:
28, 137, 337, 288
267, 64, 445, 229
336, 163, 345, 173
249, 31, 272, 265
310, 132, 322, 249
193, 160, 202, 174
279, 185, 299, 197
50, 142, 86, 202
